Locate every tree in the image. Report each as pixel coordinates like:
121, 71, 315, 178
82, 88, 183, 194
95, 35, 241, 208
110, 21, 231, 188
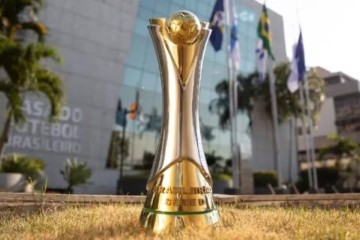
319, 134, 358, 171
209, 80, 231, 129
306, 68, 326, 124
319, 135, 360, 190
346, 153, 360, 191
259, 63, 303, 122
0, 0, 64, 156
60, 158, 92, 193
209, 62, 325, 129
204, 151, 224, 173
138, 108, 162, 150
138, 108, 162, 136
106, 131, 130, 169
200, 119, 215, 151
142, 151, 155, 170
0, 153, 45, 182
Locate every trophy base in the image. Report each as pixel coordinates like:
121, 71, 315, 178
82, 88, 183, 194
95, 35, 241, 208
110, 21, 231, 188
140, 208, 221, 233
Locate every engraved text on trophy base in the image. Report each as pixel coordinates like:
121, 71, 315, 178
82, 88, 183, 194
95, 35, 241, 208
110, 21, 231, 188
165, 198, 206, 206
153, 186, 212, 194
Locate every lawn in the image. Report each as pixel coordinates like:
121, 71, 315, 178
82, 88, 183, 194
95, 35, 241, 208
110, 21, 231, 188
0, 204, 359, 240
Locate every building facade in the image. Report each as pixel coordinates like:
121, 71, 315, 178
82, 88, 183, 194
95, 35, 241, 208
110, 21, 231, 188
2, 0, 288, 194
298, 67, 360, 168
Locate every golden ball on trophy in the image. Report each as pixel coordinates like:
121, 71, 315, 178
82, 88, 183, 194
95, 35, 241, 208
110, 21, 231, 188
165, 10, 201, 45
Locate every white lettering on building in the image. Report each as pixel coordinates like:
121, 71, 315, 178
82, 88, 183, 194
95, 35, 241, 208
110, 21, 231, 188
7, 100, 83, 154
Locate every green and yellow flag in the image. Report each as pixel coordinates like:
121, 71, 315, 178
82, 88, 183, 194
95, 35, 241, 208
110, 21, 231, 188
257, 4, 275, 60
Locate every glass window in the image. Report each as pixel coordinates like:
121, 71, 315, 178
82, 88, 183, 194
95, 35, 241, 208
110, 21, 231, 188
140, 0, 154, 10
247, 10, 256, 24
155, 75, 162, 93
138, 89, 156, 115
242, 59, 250, 74
248, 25, 257, 39
123, 67, 142, 87
153, 94, 163, 114
216, 144, 231, 160
119, 85, 136, 108
143, 46, 158, 73
214, 65, 227, 80
237, 2, 245, 11
214, 50, 226, 64
199, 103, 217, 127
241, 57, 254, 74
239, 22, 247, 36
141, 72, 157, 91
127, 34, 147, 67
239, 38, 248, 55
197, 1, 210, 20
205, 46, 215, 61
238, 30, 244, 40
240, 142, 252, 159
170, 3, 183, 13
243, 23, 250, 38
246, 38, 256, 50
209, 90, 217, 105
217, 130, 230, 146
138, 7, 153, 20
134, 18, 148, 37
200, 88, 218, 106
247, 59, 255, 73
248, 35, 257, 49
155, 0, 171, 16
200, 88, 211, 104
184, 0, 197, 12
173, 0, 184, 5
237, 113, 250, 132
239, 8, 255, 24
202, 60, 214, 89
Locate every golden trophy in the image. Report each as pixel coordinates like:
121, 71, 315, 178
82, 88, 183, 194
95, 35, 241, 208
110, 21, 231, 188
140, 11, 220, 232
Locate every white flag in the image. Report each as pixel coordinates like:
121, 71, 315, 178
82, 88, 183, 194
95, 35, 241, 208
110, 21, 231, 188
287, 44, 299, 93
256, 39, 267, 83
287, 32, 306, 93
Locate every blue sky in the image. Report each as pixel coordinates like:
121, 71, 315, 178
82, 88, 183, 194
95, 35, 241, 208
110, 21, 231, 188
259, 0, 360, 79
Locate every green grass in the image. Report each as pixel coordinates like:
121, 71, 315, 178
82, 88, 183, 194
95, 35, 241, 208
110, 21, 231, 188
0, 205, 360, 239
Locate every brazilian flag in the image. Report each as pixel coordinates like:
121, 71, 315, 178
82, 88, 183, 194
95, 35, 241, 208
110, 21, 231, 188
257, 4, 275, 60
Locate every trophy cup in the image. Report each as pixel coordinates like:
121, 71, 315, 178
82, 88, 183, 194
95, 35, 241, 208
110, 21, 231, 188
140, 11, 220, 232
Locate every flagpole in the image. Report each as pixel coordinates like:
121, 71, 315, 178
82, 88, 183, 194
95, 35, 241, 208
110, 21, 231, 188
304, 76, 318, 190
230, 1, 242, 191
232, 60, 242, 190
288, 117, 294, 183
224, 0, 241, 191
269, 60, 282, 188
293, 0, 318, 191
299, 83, 313, 189
256, 3, 281, 188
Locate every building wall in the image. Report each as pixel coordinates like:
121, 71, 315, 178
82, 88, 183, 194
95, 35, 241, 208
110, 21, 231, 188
251, 105, 298, 183
313, 98, 337, 137
4, 0, 140, 194
326, 79, 360, 98
298, 98, 337, 152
